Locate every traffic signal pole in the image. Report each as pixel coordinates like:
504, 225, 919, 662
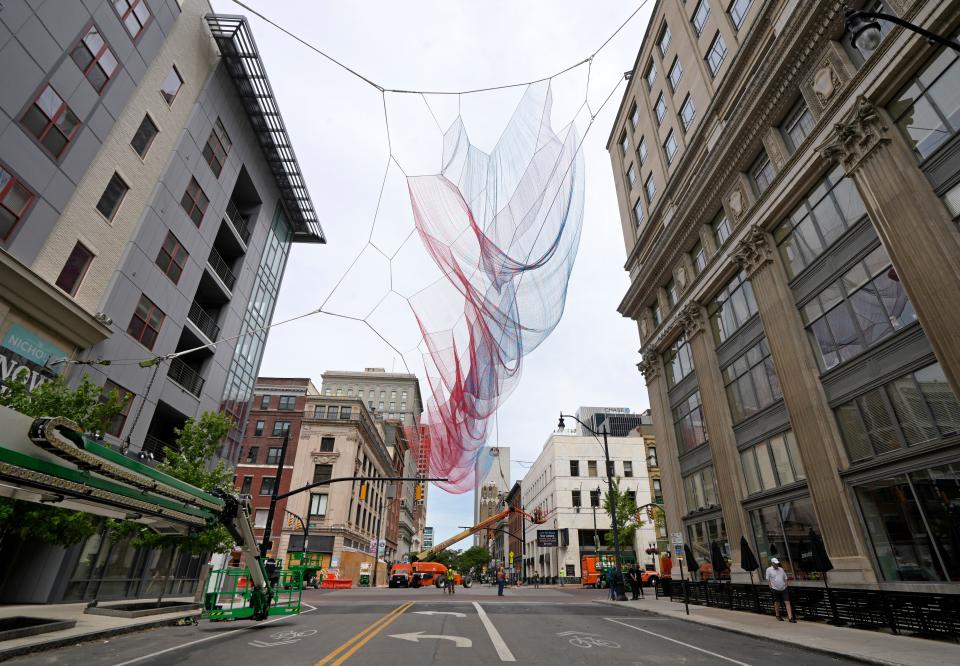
259, 433, 289, 559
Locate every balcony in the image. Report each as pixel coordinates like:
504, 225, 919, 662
142, 433, 172, 459
187, 301, 221, 342
168, 357, 205, 398
207, 247, 236, 291
225, 200, 251, 245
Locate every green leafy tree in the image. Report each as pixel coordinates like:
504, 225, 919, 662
430, 548, 459, 570
455, 546, 491, 574
602, 479, 642, 551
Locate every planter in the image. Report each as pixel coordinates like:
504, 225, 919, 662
85, 601, 201, 618
0, 617, 76, 642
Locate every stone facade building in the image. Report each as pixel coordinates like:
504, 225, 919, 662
608, 0, 960, 590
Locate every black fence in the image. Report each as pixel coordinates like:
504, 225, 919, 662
655, 580, 960, 640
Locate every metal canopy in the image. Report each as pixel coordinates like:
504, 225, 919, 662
206, 14, 325, 244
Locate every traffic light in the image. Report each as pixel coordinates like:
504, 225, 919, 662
359, 482, 368, 501
414, 482, 423, 502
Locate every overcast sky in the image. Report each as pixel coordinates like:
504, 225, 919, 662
212, 0, 654, 544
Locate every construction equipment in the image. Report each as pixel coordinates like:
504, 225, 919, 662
414, 505, 546, 562
0, 407, 299, 621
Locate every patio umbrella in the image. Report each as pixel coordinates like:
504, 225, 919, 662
809, 528, 839, 624
710, 541, 726, 581
740, 536, 762, 613
684, 543, 699, 581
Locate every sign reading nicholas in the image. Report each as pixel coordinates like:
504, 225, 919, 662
0, 324, 66, 392
536, 529, 559, 547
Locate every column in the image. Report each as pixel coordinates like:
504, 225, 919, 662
732, 226, 875, 584
638, 352, 686, 553
821, 96, 960, 397
675, 303, 750, 579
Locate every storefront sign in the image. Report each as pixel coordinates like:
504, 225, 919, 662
0, 325, 66, 391
536, 529, 559, 547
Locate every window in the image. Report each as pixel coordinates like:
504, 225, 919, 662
674, 390, 708, 453
587, 460, 598, 477
708, 270, 757, 344
773, 167, 866, 278
245, 446, 259, 464
633, 199, 645, 227
683, 466, 718, 511
314, 405, 327, 418
203, 118, 231, 177
653, 478, 663, 502
347, 388, 353, 397
570, 460, 580, 477
95, 172, 129, 222
266, 447, 282, 465
309, 493, 328, 517
240, 476, 252, 495
854, 461, 960, 582
692, 0, 710, 35
750, 496, 822, 580
160, 65, 183, 105
652, 301, 663, 327
627, 490, 637, 505
313, 464, 333, 484
889, 44, 960, 160
637, 137, 648, 165
127, 294, 163, 349
259, 477, 275, 496
180, 177, 208, 226
590, 489, 601, 508
740, 431, 805, 495
750, 151, 775, 195
114, 0, 151, 39
630, 104, 640, 130
572, 490, 582, 508
340, 406, 352, 419
664, 130, 678, 164
645, 61, 657, 90
723, 337, 782, 422
320, 437, 335, 452
336, 388, 343, 396
254, 420, 264, 436
679, 95, 696, 131
99, 380, 132, 437
802, 246, 916, 371
271, 421, 291, 437
71, 27, 119, 93
664, 334, 694, 388
648, 446, 658, 467
666, 279, 678, 307
0, 165, 34, 241
55, 242, 94, 296
627, 164, 637, 187
401, 390, 407, 400
278, 395, 295, 410
728, 0, 753, 29
669, 57, 682, 91
253, 508, 268, 528
712, 212, 731, 247
655, 94, 667, 123
155, 231, 187, 283
645, 173, 656, 203
781, 100, 815, 154
835, 362, 959, 463
22, 85, 81, 158
620, 132, 630, 156
691, 240, 707, 274
659, 24, 672, 56
624, 461, 634, 477
130, 114, 158, 157
260, 395, 270, 409
707, 32, 727, 76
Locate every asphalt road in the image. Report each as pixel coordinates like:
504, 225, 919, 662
13, 586, 859, 665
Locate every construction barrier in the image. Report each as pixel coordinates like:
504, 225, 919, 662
321, 579, 353, 589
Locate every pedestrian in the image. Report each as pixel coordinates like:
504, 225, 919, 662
765, 558, 796, 623
629, 565, 640, 600
533, 571, 540, 589
607, 567, 616, 600
497, 567, 506, 596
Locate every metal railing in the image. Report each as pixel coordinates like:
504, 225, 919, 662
225, 200, 251, 244
168, 357, 205, 398
142, 434, 172, 459
187, 301, 220, 341
658, 580, 960, 639
207, 247, 236, 291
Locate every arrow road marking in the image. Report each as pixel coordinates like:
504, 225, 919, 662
413, 611, 467, 618
388, 631, 472, 647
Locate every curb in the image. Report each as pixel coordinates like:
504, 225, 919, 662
0, 611, 201, 661
592, 599, 896, 666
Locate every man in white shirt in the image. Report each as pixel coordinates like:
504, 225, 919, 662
765, 558, 796, 623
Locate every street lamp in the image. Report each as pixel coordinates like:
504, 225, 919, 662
844, 7, 960, 54
557, 412, 628, 601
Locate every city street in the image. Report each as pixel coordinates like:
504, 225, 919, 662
13, 586, 858, 666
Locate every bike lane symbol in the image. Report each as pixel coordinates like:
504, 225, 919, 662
249, 628, 318, 648
556, 631, 620, 649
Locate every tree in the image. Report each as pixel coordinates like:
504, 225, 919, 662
602, 479, 642, 551
430, 548, 459, 570
455, 546, 490, 574
108, 411, 235, 603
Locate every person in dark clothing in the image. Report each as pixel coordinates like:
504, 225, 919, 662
628, 565, 641, 600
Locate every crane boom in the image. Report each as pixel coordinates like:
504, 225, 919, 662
415, 505, 544, 561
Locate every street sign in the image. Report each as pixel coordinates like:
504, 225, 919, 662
674, 544, 683, 556
670, 532, 683, 546
537, 529, 559, 547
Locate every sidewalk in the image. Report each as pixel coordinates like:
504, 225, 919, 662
595, 595, 956, 666
0, 597, 200, 660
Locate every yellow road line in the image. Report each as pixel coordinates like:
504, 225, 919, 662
314, 601, 415, 666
